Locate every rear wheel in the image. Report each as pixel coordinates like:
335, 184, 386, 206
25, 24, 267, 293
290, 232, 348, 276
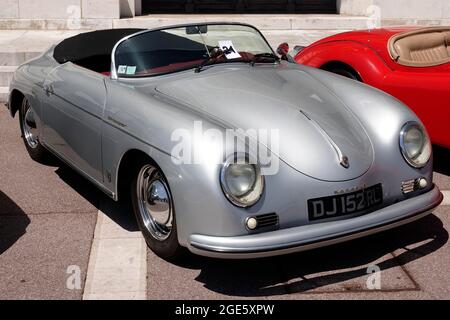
130, 158, 183, 260
18, 97, 48, 162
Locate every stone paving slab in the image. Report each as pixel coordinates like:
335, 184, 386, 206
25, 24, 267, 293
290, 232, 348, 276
83, 205, 146, 300
0, 212, 96, 299
0, 106, 99, 299
147, 208, 449, 299
391, 206, 450, 299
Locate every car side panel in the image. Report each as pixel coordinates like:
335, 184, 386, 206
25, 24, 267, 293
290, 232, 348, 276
295, 41, 392, 86
42, 62, 106, 182
380, 71, 450, 148
8, 50, 58, 137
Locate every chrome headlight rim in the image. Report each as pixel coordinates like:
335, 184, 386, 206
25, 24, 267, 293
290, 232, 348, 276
220, 153, 265, 208
399, 121, 431, 168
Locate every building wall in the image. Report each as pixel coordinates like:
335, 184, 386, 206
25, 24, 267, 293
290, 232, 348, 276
339, 0, 450, 20
0, 0, 136, 19
0, 0, 448, 21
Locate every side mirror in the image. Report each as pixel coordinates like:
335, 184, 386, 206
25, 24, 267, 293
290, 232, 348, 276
277, 42, 290, 60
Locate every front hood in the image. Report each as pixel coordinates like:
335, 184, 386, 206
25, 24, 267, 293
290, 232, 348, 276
154, 65, 373, 181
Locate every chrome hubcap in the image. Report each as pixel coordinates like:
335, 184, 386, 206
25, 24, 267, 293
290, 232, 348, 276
137, 165, 173, 241
21, 99, 38, 149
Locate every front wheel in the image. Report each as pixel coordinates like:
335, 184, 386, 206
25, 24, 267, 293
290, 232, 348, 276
130, 159, 183, 260
18, 97, 48, 162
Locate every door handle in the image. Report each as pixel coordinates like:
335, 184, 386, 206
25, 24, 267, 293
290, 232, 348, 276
44, 85, 54, 96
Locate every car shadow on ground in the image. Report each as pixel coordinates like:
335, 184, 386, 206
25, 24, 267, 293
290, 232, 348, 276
53, 158, 139, 232
433, 145, 450, 176
41, 153, 448, 297
0, 191, 31, 255
171, 214, 447, 296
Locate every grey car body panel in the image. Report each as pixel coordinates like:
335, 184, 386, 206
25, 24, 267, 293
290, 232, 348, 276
42, 62, 105, 182
154, 65, 374, 182
7, 26, 442, 257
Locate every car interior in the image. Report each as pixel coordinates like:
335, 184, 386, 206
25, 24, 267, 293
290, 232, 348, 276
53, 29, 144, 76
389, 27, 450, 67
53, 28, 267, 77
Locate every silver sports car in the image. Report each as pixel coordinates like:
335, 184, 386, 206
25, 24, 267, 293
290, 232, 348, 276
6, 23, 443, 260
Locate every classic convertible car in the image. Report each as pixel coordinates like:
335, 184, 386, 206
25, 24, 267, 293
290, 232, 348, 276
7, 23, 443, 260
294, 27, 450, 149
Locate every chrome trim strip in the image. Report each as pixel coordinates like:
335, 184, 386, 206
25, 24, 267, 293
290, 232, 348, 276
300, 109, 349, 168
399, 121, 431, 169
191, 210, 434, 258
219, 153, 265, 208
189, 187, 443, 258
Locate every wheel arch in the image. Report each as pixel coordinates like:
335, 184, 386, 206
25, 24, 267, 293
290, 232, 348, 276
115, 148, 160, 202
320, 61, 363, 82
8, 89, 25, 118
296, 40, 392, 86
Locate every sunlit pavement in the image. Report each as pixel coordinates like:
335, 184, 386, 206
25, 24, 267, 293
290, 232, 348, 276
147, 172, 450, 299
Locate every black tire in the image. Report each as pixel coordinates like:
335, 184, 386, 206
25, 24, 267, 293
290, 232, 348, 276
130, 157, 184, 261
328, 68, 362, 82
18, 97, 48, 162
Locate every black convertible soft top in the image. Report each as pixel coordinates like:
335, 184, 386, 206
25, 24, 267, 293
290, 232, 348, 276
53, 29, 144, 72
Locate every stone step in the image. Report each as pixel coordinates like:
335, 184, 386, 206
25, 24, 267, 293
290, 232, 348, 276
263, 29, 343, 48
0, 66, 17, 86
0, 52, 41, 66
0, 19, 113, 31
0, 86, 8, 103
114, 14, 374, 30
0, 14, 373, 31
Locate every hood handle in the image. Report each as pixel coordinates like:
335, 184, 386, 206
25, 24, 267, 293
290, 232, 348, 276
299, 109, 349, 169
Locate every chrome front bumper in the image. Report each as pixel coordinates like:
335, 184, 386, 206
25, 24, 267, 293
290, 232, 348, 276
188, 185, 443, 259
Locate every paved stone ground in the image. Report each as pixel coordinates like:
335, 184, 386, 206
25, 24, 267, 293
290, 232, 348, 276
0, 107, 100, 299
147, 204, 450, 300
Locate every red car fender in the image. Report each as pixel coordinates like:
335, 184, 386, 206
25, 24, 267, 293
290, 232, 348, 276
381, 71, 450, 148
295, 41, 392, 86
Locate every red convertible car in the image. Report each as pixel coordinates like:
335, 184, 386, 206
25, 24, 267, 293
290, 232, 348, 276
294, 27, 450, 148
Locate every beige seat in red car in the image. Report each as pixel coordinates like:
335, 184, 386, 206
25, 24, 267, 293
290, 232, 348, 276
389, 27, 450, 67
445, 31, 450, 56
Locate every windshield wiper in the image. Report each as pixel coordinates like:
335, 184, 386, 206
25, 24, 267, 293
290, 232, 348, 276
195, 47, 224, 73
250, 53, 280, 66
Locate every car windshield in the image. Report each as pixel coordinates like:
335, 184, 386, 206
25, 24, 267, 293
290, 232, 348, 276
113, 24, 274, 78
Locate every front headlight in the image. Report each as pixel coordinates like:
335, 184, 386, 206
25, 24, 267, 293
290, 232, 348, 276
400, 122, 431, 168
220, 154, 264, 207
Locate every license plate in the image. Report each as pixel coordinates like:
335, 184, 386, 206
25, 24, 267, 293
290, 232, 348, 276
308, 184, 383, 221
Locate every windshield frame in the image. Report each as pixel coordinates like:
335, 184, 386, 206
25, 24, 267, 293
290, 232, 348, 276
110, 22, 276, 80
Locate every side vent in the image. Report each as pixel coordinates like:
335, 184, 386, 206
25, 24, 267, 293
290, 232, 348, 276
255, 213, 279, 229
401, 179, 416, 194
401, 177, 428, 194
